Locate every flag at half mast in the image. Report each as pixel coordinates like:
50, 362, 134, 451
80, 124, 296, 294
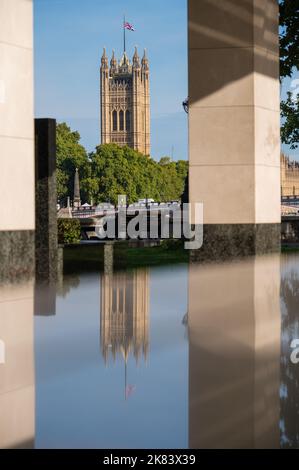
123, 17, 135, 52
124, 21, 135, 31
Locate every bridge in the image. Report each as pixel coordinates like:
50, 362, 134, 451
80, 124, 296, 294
75, 205, 182, 241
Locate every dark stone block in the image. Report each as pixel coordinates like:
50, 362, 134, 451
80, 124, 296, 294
0, 230, 35, 284
35, 118, 58, 281
190, 223, 281, 263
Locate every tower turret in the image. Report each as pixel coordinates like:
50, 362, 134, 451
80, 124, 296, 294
141, 49, 149, 72
132, 46, 140, 69
110, 49, 117, 74
100, 48, 109, 145
141, 49, 150, 155
101, 47, 108, 69
119, 52, 131, 74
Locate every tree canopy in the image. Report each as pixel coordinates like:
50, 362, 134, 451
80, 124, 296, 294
56, 123, 188, 205
280, 0, 299, 78
88, 144, 188, 205
56, 122, 90, 201
280, 0, 299, 149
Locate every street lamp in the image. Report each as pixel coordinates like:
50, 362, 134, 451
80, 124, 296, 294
182, 97, 189, 114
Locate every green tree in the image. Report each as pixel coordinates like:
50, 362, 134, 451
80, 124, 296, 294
281, 92, 299, 149
88, 144, 188, 205
56, 122, 89, 202
159, 156, 172, 165
280, 0, 299, 78
280, 0, 299, 148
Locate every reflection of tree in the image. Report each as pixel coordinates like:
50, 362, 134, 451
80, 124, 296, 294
280, 268, 299, 448
56, 273, 80, 298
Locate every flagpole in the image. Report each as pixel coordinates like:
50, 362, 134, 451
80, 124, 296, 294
125, 361, 127, 400
123, 14, 126, 53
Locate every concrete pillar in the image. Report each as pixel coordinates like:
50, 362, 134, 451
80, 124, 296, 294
188, 254, 281, 448
0, 0, 34, 281
35, 118, 58, 282
0, 281, 35, 448
188, 0, 280, 259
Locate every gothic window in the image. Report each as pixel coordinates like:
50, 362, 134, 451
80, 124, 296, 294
119, 110, 124, 131
112, 110, 117, 131
126, 110, 131, 132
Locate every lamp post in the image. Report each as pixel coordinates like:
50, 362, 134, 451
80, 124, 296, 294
182, 97, 189, 114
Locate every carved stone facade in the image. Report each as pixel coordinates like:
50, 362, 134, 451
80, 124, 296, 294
100, 48, 150, 155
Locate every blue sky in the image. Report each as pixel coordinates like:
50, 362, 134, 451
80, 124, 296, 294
34, 0, 298, 161
34, 0, 188, 160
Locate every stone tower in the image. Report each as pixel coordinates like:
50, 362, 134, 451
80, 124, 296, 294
100, 47, 150, 155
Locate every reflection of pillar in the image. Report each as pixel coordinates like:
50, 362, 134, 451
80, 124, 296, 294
0, 282, 35, 448
104, 242, 114, 274
189, 255, 280, 448
34, 282, 56, 316
188, 0, 280, 260
280, 254, 299, 448
34, 247, 63, 316
35, 118, 58, 282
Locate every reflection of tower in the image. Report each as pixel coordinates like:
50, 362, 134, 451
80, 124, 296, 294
100, 269, 149, 364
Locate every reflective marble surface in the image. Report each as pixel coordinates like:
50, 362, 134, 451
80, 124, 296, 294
1, 252, 299, 448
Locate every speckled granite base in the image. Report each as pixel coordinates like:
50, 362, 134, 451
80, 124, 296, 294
0, 230, 35, 283
190, 224, 281, 263
35, 119, 58, 282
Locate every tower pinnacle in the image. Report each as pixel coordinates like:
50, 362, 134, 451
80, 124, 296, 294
101, 47, 108, 68
142, 48, 149, 70
133, 46, 140, 68
110, 49, 117, 72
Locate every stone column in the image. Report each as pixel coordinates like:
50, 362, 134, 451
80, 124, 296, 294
188, 0, 280, 259
73, 167, 81, 209
35, 118, 58, 282
188, 254, 281, 448
0, 0, 35, 282
0, 281, 35, 448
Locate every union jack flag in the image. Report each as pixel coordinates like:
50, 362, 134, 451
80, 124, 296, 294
124, 21, 135, 31
125, 384, 136, 399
